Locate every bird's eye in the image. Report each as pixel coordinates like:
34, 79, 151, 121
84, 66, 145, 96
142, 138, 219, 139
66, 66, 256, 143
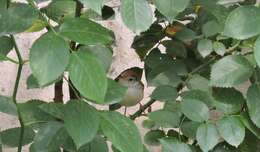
128, 78, 135, 81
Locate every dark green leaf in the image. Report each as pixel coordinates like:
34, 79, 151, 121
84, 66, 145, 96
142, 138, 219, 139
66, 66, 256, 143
196, 123, 220, 152
210, 55, 254, 87
60, 18, 114, 45
104, 79, 127, 104
181, 121, 201, 139
240, 112, 260, 139
182, 90, 215, 108
202, 20, 221, 37
26, 74, 40, 89
224, 6, 260, 40
0, 36, 13, 61
149, 110, 180, 128
69, 51, 107, 103
79, 0, 104, 15
197, 39, 213, 58
217, 116, 245, 147
187, 74, 211, 93
144, 130, 165, 146
77, 136, 109, 152
39, 102, 65, 120
30, 32, 70, 86
0, 96, 17, 116
213, 41, 226, 56
246, 84, 260, 128
212, 142, 237, 152
0, 127, 35, 147
160, 138, 192, 152
100, 111, 143, 152
162, 40, 187, 58
121, 0, 153, 33
238, 131, 260, 152
151, 85, 177, 102
163, 102, 182, 117
82, 5, 115, 20
254, 36, 260, 68
181, 99, 209, 122
64, 101, 100, 149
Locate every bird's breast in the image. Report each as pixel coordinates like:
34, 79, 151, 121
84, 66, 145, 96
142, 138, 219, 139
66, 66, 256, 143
120, 86, 144, 107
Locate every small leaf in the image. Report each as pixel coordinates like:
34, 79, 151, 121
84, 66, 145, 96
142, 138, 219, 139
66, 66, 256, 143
246, 84, 260, 128
154, 0, 190, 23
202, 20, 221, 37
30, 32, 70, 86
210, 55, 254, 87
186, 74, 211, 93
196, 123, 220, 152
0, 96, 17, 116
217, 116, 245, 147
213, 41, 226, 56
26, 74, 40, 89
223, 6, 260, 40
197, 39, 213, 58
69, 51, 107, 102
0, 127, 35, 147
100, 111, 143, 152
160, 138, 192, 152
59, 18, 114, 45
151, 85, 177, 102
254, 36, 260, 68
144, 130, 165, 146
79, 0, 104, 15
64, 101, 100, 149
181, 99, 209, 122
0, 36, 13, 61
149, 110, 180, 128
121, 0, 153, 33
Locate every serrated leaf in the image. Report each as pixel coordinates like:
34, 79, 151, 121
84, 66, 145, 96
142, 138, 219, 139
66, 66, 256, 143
160, 138, 192, 152
0, 96, 17, 116
69, 51, 107, 103
100, 111, 143, 152
104, 79, 127, 104
223, 6, 260, 40
151, 85, 177, 102
217, 116, 245, 147
246, 84, 260, 128
59, 18, 114, 45
144, 130, 165, 146
30, 32, 70, 86
182, 90, 215, 108
197, 39, 213, 58
162, 40, 187, 58
121, 0, 153, 33
196, 123, 220, 152
181, 99, 209, 122
187, 74, 211, 93
254, 36, 260, 68
210, 55, 254, 87
149, 110, 180, 128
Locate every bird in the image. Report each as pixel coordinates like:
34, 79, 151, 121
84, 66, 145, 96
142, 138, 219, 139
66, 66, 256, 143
109, 67, 144, 115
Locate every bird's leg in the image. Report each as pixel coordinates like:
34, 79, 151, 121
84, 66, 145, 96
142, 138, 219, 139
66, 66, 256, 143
139, 102, 143, 110
124, 107, 127, 116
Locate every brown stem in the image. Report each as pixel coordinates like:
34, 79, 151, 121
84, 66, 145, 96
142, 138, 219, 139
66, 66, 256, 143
130, 99, 156, 120
54, 79, 63, 102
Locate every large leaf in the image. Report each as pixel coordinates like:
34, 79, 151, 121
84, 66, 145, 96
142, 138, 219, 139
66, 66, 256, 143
217, 116, 245, 147
246, 84, 260, 128
0, 36, 13, 61
254, 36, 260, 68
159, 138, 192, 152
121, 0, 153, 33
210, 55, 254, 87
79, 0, 104, 15
196, 123, 220, 152
181, 99, 209, 122
213, 88, 245, 114
30, 32, 70, 86
182, 90, 215, 108
64, 101, 100, 149
0, 3, 38, 36
148, 110, 180, 128
59, 18, 114, 45
154, 0, 190, 23
0, 96, 17, 116
100, 111, 143, 152
202, 20, 221, 37
104, 79, 127, 104
150, 85, 177, 102
69, 51, 107, 103
0, 127, 35, 147
223, 6, 260, 40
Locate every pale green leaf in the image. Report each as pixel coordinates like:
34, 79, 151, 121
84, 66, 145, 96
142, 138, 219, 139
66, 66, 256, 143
202, 20, 221, 37
254, 36, 260, 68
213, 41, 226, 56
197, 39, 213, 58
160, 138, 192, 152
151, 85, 177, 102
149, 110, 180, 128
246, 84, 260, 128
0, 96, 17, 116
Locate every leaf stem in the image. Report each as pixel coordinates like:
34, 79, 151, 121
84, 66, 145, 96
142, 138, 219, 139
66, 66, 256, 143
4, 56, 19, 64
10, 35, 25, 152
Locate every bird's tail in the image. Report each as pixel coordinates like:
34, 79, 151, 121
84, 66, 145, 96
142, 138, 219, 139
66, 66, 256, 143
109, 103, 121, 111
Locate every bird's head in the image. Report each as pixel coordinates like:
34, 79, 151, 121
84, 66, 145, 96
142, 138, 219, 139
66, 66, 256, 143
116, 67, 143, 87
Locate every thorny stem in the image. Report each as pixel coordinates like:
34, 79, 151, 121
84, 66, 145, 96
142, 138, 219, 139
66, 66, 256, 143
10, 35, 24, 152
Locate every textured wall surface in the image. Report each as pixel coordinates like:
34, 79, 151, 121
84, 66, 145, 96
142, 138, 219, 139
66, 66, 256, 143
0, 0, 161, 151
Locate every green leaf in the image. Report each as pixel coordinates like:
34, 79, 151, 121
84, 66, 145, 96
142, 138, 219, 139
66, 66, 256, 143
30, 32, 70, 86
39, 102, 65, 120
238, 131, 260, 152
31, 122, 64, 152
240, 112, 260, 139
59, 18, 114, 45
186, 74, 211, 93
217, 116, 245, 147
162, 40, 187, 58
26, 74, 40, 89
151, 85, 177, 102
149, 110, 180, 128
246, 84, 260, 128
196, 123, 220, 152
197, 39, 213, 58
160, 138, 192, 152
18, 100, 56, 125
223, 6, 260, 40
0, 96, 17, 116
82, 5, 115, 20
79, 0, 104, 15
144, 130, 165, 146
104, 79, 127, 104
69, 51, 107, 102
174, 27, 197, 42
210, 55, 254, 87
163, 102, 182, 117
181, 99, 209, 122
76, 136, 109, 152
0, 36, 13, 61
25, 19, 46, 33
78, 45, 112, 72
0, 3, 38, 36
254, 36, 260, 68
154, 0, 190, 23
100, 111, 143, 152
64, 101, 100, 149
202, 20, 221, 37
213, 88, 245, 114
182, 90, 215, 108
213, 41, 226, 56
142, 119, 156, 129
121, 0, 153, 33
0, 127, 35, 147
181, 121, 201, 139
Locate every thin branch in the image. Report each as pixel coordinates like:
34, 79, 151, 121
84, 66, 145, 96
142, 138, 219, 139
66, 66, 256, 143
4, 56, 19, 64
130, 99, 156, 120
